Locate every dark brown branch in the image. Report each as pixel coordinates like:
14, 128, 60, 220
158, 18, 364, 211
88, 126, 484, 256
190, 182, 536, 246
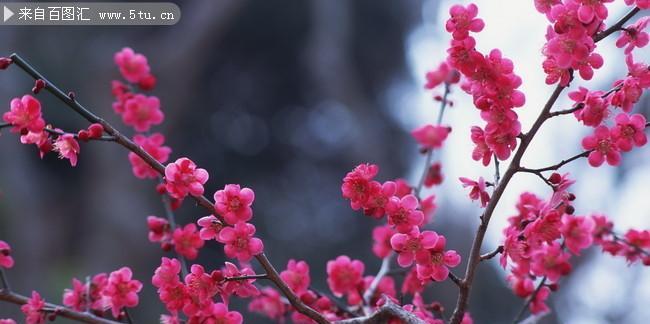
224, 274, 268, 281
519, 151, 591, 174
0, 289, 122, 324
549, 83, 623, 118
448, 83, 567, 324
335, 296, 426, 324
448, 272, 463, 287
448, 9, 642, 322
0, 268, 10, 291
593, 7, 641, 42
493, 154, 501, 186
8, 53, 330, 324
309, 286, 361, 318
43, 128, 117, 142
0, 122, 10, 130
479, 245, 504, 261
512, 277, 547, 323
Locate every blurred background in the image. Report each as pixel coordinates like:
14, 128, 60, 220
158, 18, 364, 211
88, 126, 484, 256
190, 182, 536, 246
0, 0, 648, 323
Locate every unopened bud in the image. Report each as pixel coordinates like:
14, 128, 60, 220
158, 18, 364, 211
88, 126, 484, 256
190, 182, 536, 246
32, 79, 46, 94
0, 57, 12, 70
548, 173, 562, 184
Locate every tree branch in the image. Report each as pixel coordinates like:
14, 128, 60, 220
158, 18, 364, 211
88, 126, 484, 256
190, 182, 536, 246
7, 53, 330, 324
593, 7, 641, 42
43, 127, 117, 142
159, 178, 189, 279
224, 274, 268, 281
519, 151, 591, 174
548, 82, 623, 118
448, 8, 642, 322
479, 245, 503, 261
448, 83, 567, 324
0, 289, 122, 324
512, 277, 547, 324
335, 296, 426, 324
362, 252, 394, 310
415, 82, 451, 199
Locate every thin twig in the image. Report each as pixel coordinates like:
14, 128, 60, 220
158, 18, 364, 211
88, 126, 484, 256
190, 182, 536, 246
593, 7, 641, 42
415, 82, 451, 199
224, 274, 268, 281
44, 127, 117, 142
519, 151, 591, 174
85, 275, 91, 313
549, 83, 623, 118
362, 252, 394, 312
123, 308, 134, 324
512, 277, 547, 324
335, 296, 426, 324
493, 154, 501, 186
8, 53, 329, 324
310, 286, 361, 317
0, 289, 121, 324
159, 178, 189, 279
448, 272, 463, 287
479, 245, 504, 261
0, 268, 10, 291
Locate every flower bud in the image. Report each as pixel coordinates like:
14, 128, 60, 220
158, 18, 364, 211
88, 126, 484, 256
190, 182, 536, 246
0, 57, 12, 69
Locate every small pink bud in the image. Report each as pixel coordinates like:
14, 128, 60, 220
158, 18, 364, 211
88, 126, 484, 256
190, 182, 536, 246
170, 198, 182, 211
155, 183, 167, 194
77, 130, 90, 142
138, 74, 157, 91
88, 123, 104, 138
565, 205, 575, 215
549, 173, 562, 184
32, 79, 46, 94
210, 270, 224, 282
161, 242, 173, 252
0, 57, 12, 69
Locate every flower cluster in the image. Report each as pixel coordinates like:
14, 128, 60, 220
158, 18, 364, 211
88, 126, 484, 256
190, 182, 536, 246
443, 4, 525, 165
151, 258, 248, 323
340, 162, 460, 321
592, 215, 650, 265
2, 95, 83, 166
500, 177, 588, 314
11, 265, 141, 323
538, 0, 608, 85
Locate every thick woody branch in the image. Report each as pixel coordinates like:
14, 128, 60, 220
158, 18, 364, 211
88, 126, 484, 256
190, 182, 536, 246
0, 289, 122, 324
336, 297, 426, 324
448, 83, 567, 324
8, 53, 329, 324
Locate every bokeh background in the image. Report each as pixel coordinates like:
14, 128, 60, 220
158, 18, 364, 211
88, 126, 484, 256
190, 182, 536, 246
0, 0, 649, 323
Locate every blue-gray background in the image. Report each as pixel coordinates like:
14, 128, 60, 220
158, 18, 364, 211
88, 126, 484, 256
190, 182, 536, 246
0, 0, 648, 323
